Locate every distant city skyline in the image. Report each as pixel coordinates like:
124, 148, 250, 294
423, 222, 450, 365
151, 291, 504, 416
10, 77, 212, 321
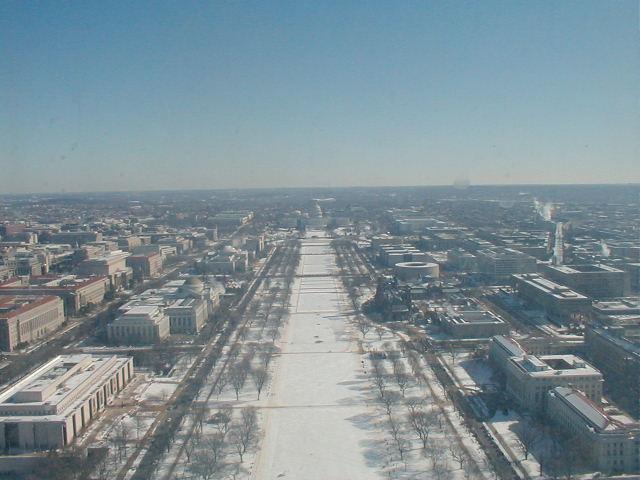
1, 1, 639, 194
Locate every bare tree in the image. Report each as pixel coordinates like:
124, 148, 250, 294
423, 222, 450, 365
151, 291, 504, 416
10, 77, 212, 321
259, 343, 279, 368
230, 362, 249, 400
356, 317, 372, 338
463, 460, 478, 480
189, 434, 226, 480
114, 420, 131, 461
251, 366, 269, 400
215, 372, 228, 398
371, 361, 387, 399
426, 438, 446, 470
268, 326, 281, 343
515, 418, 541, 460
237, 325, 250, 342
229, 344, 242, 363
184, 433, 198, 464
407, 409, 434, 449
212, 405, 234, 437
375, 325, 385, 341
134, 414, 145, 441
387, 349, 402, 374
193, 402, 210, 434
388, 416, 409, 462
448, 441, 466, 469
405, 396, 424, 416
230, 406, 258, 462
381, 390, 400, 418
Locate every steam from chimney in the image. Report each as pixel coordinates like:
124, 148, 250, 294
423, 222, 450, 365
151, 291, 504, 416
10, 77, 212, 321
601, 241, 611, 258
534, 199, 554, 222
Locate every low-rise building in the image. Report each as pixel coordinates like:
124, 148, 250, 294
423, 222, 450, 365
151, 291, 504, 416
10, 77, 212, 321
504, 353, 603, 412
0, 354, 133, 451
377, 244, 429, 267
440, 309, 509, 339
476, 247, 537, 277
0, 275, 109, 316
624, 263, 640, 293
117, 235, 143, 251
0, 295, 65, 352
211, 211, 254, 227
585, 325, 640, 417
512, 273, 592, 323
547, 387, 640, 474
197, 246, 248, 274
489, 335, 527, 366
165, 297, 208, 334
50, 231, 102, 246
127, 251, 163, 280
107, 305, 170, 344
77, 250, 132, 290
543, 263, 629, 298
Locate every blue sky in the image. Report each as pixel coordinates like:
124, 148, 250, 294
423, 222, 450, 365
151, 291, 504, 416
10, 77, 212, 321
1, 1, 638, 193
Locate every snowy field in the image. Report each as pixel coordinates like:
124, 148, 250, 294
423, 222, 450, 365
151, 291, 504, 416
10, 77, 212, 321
157, 233, 495, 479
252, 237, 379, 479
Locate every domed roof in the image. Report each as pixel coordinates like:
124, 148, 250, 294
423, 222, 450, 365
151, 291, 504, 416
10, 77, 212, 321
221, 245, 237, 255
184, 276, 203, 286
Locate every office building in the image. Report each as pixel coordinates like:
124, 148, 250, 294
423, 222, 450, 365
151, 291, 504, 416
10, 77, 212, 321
543, 263, 629, 299
0, 295, 65, 352
50, 231, 102, 246
127, 252, 163, 280
0, 354, 133, 450
0, 275, 109, 316
547, 387, 640, 473
585, 325, 640, 417
513, 273, 592, 322
77, 250, 132, 290
503, 353, 603, 412
107, 305, 170, 344
476, 247, 537, 277
440, 308, 509, 339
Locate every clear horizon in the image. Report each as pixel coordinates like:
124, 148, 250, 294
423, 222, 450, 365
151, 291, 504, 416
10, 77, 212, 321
2, 1, 639, 193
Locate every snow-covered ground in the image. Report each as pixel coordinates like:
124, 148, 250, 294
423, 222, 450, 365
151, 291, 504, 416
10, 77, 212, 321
252, 237, 379, 479
250, 232, 493, 479
157, 233, 496, 479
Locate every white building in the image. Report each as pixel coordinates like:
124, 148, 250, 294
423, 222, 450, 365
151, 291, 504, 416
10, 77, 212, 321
0, 354, 133, 451
476, 247, 537, 277
504, 353, 603, 412
77, 250, 132, 290
107, 305, 170, 344
547, 386, 640, 474
165, 297, 207, 334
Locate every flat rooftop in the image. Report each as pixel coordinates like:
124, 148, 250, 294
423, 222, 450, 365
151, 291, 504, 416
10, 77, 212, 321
478, 247, 534, 260
0, 295, 59, 319
444, 309, 504, 325
514, 274, 589, 300
512, 354, 601, 378
547, 263, 625, 274
593, 297, 640, 314
0, 354, 131, 420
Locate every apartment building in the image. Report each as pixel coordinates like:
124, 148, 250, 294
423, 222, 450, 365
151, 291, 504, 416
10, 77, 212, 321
0, 295, 65, 352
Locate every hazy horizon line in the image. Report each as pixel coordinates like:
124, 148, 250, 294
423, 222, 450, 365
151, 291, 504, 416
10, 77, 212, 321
2, 181, 639, 198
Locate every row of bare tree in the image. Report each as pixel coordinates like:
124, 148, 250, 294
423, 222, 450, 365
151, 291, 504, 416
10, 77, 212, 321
369, 345, 484, 480
185, 406, 259, 480
175, 240, 301, 478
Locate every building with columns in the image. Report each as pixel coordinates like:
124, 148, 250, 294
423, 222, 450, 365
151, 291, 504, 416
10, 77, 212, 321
0, 354, 134, 451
